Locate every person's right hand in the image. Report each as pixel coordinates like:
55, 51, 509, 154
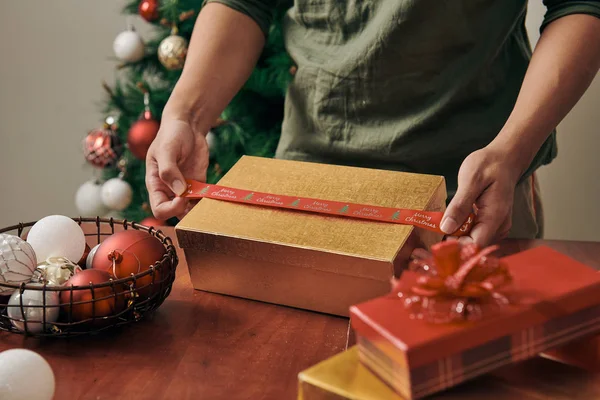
145, 119, 209, 221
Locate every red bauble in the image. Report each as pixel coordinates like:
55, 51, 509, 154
91, 230, 168, 298
138, 0, 160, 22
140, 217, 166, 227
61, 269, 125, 322
83, 128, 123, 168
127, 112, 160, 160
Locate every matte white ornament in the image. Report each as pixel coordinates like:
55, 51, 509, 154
7, 285, 60, 333
27, 215, 86, 263
0, 349, 55, 400
101, 178, 133, 211
75, 180, 109, 217
206, 130, 216, 151
0, 234, 37, 295
86, 244, 101, 269
113, 29, 145, 63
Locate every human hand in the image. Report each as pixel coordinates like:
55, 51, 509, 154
440, 145, 523, 247
145, 119, 209, 221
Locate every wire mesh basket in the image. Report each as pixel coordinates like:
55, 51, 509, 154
0, 217, 178, 337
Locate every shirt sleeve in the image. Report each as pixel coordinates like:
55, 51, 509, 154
541, 0, 600, 31
203, 0, 277, 36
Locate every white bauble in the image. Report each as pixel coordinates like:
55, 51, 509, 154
101, 178, 133, 211
113, 29, 145, 62
86, 244, 100, 269
0, 234, 37, 295
0, 349, 55, 400
75, 180, 109, 217
7, 285, 60, 333
27, 215, 86, 263
206, 130, 216, 151
103, 211, 123, 221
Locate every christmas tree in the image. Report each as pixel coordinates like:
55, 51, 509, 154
76, 0, 294, 225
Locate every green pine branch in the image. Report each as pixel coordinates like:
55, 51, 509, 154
100, 0, 293, 221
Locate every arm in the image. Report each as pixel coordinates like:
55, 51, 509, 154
164, 1, 270, 134
441, 12, 600, 245
492, 14, 600, 177
146, 1, 275, 219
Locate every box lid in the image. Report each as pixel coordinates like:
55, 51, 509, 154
177, 156, 446, 267
350, 246, 600, 369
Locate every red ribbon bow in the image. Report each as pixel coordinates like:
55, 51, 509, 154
394, 241, 512, 323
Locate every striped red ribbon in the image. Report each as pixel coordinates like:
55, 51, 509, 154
182, 180, 475, 237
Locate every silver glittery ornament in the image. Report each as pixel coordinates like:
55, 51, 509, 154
0, 234, 37, 295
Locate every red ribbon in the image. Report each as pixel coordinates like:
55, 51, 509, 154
182, 180, 475, 236
395, 241, 512, 323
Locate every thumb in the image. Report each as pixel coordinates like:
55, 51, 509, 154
441, 181, 481, 235
157, 152, 187, 196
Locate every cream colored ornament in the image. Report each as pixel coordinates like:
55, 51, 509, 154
206, 130, 216, 152
0, 234, 37, 295
7, 284, 60, 333
101, 177, 133, 211
32, 257, 83, 286
86, 244, 101, 269
113, 28, 145, 63
75, 180, 109, 217
158, 27, 188, 70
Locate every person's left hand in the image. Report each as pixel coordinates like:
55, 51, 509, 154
440, 145, 524, 247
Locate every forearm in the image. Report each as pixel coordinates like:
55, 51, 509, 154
490, 14, 600, 179
163, 3, 266, 135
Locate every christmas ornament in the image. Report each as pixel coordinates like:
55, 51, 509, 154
7, 285, 60, 333
103, 211, 123, 220
206, 130, 216, 151
77, 243, 91, 268
86, 244, 100, 269
101, 177, 133, 211
140, 217, 166, 227
113, 27, 145, 63
32, 257, 83, 286
138, 0, 159, 22
0, 234, 37, 295
158, 27, 188, 70
0, 349, 55, 400
60, 269, 125, 322
75, 180, 109, 216
127, 92, 160, 160
83, 117, 123, 168
92, 230, 167, 298
26, 215, 86, 264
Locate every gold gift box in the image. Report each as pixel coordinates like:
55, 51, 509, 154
298, 346, 402, 400
176, 156, 446, 316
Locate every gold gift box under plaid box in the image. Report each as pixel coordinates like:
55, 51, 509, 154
298, 345, 600, 400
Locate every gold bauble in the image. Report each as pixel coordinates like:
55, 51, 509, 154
158, 34, 188, 70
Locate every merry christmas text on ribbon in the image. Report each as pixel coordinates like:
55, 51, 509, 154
182, 180, 475, 237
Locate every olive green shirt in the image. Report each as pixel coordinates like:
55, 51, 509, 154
207, 0, 600, 198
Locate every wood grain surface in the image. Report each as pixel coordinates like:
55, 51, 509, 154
1, 231, 599, 400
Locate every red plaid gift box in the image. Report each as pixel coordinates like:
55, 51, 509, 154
350, 246, 600, 399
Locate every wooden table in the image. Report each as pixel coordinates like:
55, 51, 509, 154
1, 233, 599, 400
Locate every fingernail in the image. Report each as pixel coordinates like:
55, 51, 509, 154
172, 180, 186, 196
441, 217, 458, 234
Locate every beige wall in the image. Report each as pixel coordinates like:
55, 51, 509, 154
0, 1, 151, 228
0, 2, 598, 240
